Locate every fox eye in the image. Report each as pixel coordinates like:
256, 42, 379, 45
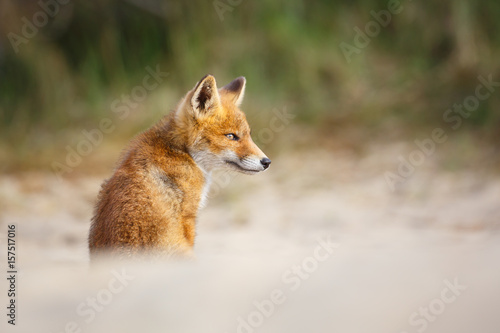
225, 133, 239, 141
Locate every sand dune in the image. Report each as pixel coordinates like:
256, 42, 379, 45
1, 145, 499, 332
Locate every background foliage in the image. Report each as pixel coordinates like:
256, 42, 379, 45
1, 0, 499, 172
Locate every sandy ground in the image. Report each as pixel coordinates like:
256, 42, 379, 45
1, 142, 500, 333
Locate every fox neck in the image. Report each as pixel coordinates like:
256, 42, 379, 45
159, 112, 213, 208
188, 149, 213, 210
190, 150, 213, 209
198, 172, 212, 209
158, 111, 201, 158
167, 104, 218, 174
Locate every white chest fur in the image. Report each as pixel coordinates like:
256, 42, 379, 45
198, 172, 212, 209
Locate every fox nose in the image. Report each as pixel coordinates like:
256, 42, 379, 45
260, 158, 271, 169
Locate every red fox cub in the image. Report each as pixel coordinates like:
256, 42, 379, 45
88, 75, 271, 259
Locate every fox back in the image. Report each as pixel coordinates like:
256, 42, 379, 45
88, 75, 271, 259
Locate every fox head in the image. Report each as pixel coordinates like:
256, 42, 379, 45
175, 75, 271, 174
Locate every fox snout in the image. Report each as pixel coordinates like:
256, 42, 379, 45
223, 151, 271, 174
226, 137, 271, 174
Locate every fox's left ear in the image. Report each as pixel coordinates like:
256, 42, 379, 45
219, 76, 246, 107
190, 74, 221, 116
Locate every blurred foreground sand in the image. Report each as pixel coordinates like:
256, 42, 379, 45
1, 143, 499, 333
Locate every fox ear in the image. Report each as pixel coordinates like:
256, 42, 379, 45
219, 76, 246, 107
190, 74, 220, 116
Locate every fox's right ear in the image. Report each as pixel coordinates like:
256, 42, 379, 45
219, 76, 246, 107
190, 74, 220, 117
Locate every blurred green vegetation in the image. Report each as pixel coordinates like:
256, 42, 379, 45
0, 0, 499, 171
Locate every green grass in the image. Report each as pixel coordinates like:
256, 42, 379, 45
1, 0, 500, 171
